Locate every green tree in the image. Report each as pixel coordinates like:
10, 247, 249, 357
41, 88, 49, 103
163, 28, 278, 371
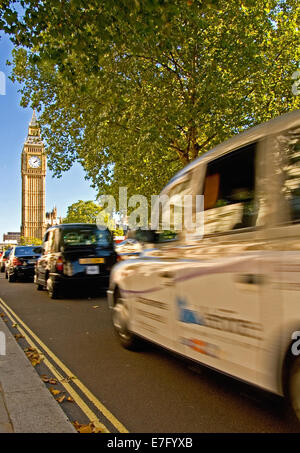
2, 0, 299, 200
19, 236, 43, 245
63, 200, 102, 224
62, 199, 124, 235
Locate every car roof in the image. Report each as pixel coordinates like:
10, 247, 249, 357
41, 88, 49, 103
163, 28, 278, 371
47, 223, 99, 230
164, 109, 300, 190
15, 245, 39, 247
45, 223, 110, 234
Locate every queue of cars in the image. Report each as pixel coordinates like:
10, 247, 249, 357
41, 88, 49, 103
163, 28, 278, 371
1, 224, 124, 299
0, 248, 12, 273
5, 245, 42, 282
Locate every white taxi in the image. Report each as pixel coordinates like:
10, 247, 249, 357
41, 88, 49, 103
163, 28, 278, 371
107, 110, 300, 422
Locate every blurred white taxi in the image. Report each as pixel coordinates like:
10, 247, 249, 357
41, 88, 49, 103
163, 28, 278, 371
114, 238, 143, 261
108, 110, 300, 422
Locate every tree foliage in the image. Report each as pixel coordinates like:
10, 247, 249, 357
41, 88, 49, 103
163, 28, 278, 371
62, 200, 102, 224
62, 199, 124, 235
1, 0, 299, 199
19, 236, 42, 245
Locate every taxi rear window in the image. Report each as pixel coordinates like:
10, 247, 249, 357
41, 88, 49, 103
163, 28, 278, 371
15, 247, 41, 256
62, 228, 112, 247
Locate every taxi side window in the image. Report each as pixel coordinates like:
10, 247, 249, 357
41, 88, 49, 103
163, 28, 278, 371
44, 231, 55, 253
203, 143, 257, 235
43, 232, 50, 254
152, 178, 192, 241
278, 127, 300, 222
49, 229, 59, 252
53, 229, 60, 252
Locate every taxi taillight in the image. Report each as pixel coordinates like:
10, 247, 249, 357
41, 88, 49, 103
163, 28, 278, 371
56, 257, 64, 272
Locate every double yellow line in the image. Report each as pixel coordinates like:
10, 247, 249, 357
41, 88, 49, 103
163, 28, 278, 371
0, 297, 128, 434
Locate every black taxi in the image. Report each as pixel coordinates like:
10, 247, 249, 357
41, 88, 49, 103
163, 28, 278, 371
34, 223, 116, 299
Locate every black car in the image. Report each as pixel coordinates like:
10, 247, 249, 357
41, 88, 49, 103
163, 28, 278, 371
6, 246, 42, 282
0, 249, 12, 272
34, 224, 117, 299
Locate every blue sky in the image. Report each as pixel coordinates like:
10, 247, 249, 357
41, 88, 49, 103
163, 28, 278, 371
0, 33, 98, 240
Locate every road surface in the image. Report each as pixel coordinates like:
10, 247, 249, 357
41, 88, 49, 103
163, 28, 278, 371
0, 274, 298, 433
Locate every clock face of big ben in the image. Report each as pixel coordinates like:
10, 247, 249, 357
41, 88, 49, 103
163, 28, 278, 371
28, 156, 41, 168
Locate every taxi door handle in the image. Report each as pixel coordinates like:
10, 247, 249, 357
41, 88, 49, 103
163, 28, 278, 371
236, 274, 264, 285
159, 271, 174, 286
159, 272, 174, 279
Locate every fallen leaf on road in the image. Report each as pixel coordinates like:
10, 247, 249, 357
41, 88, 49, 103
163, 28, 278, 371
24, 348, 43, 366
56, 395, 66, 404
49, 378, 58, 385
0, 313, 5, 318
49, 387, 61, 396
31, 359, 40, 367
66, 397, 74, 403
73, 421, 102, 433
41, 376, 49, 383
14, 334, 24, 340
12, 323, 18, 328
92, 306, 100, 309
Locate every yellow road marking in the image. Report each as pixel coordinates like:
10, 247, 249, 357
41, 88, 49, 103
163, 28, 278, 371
0, 297, 129, 433
0, 302, 109, 433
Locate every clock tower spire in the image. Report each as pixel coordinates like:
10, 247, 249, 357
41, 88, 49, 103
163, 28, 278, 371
21, 111, 46, 240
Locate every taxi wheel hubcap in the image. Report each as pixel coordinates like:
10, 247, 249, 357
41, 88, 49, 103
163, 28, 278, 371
47, 278, 54, 296
113, 299, 130, 341
289, 363, 300, 421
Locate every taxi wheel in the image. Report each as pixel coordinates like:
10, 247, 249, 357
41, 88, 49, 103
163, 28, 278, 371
34, 272, 44, 290
287, 356, 300, 425
112, 294, 140, 350
46, 277, 59, 300
8, 273, 16, 283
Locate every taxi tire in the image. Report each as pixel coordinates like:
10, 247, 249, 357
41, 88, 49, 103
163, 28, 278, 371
287, 356, 300, 425
34, 272, 44, 290
113, 295, 141, 350
8, 273, 16, 283
47, 277, 59, 300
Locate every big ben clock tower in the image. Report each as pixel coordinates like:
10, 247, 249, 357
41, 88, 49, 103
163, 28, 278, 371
21, 111, 46, 240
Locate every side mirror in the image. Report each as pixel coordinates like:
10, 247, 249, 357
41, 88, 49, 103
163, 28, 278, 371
136, 230, 159, 243
128, 229, 178, 243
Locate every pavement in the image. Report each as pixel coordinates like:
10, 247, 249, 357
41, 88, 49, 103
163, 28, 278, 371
0, 315, 76, 433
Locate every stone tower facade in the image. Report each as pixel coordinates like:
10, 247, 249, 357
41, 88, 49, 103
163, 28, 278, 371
21, 111, 46, 240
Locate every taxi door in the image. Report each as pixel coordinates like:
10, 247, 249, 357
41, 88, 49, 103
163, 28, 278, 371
121, 256, 177, 351
174, 141, 266, 386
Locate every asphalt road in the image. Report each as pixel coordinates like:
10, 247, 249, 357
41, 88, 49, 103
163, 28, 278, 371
0, 273, 299, 433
